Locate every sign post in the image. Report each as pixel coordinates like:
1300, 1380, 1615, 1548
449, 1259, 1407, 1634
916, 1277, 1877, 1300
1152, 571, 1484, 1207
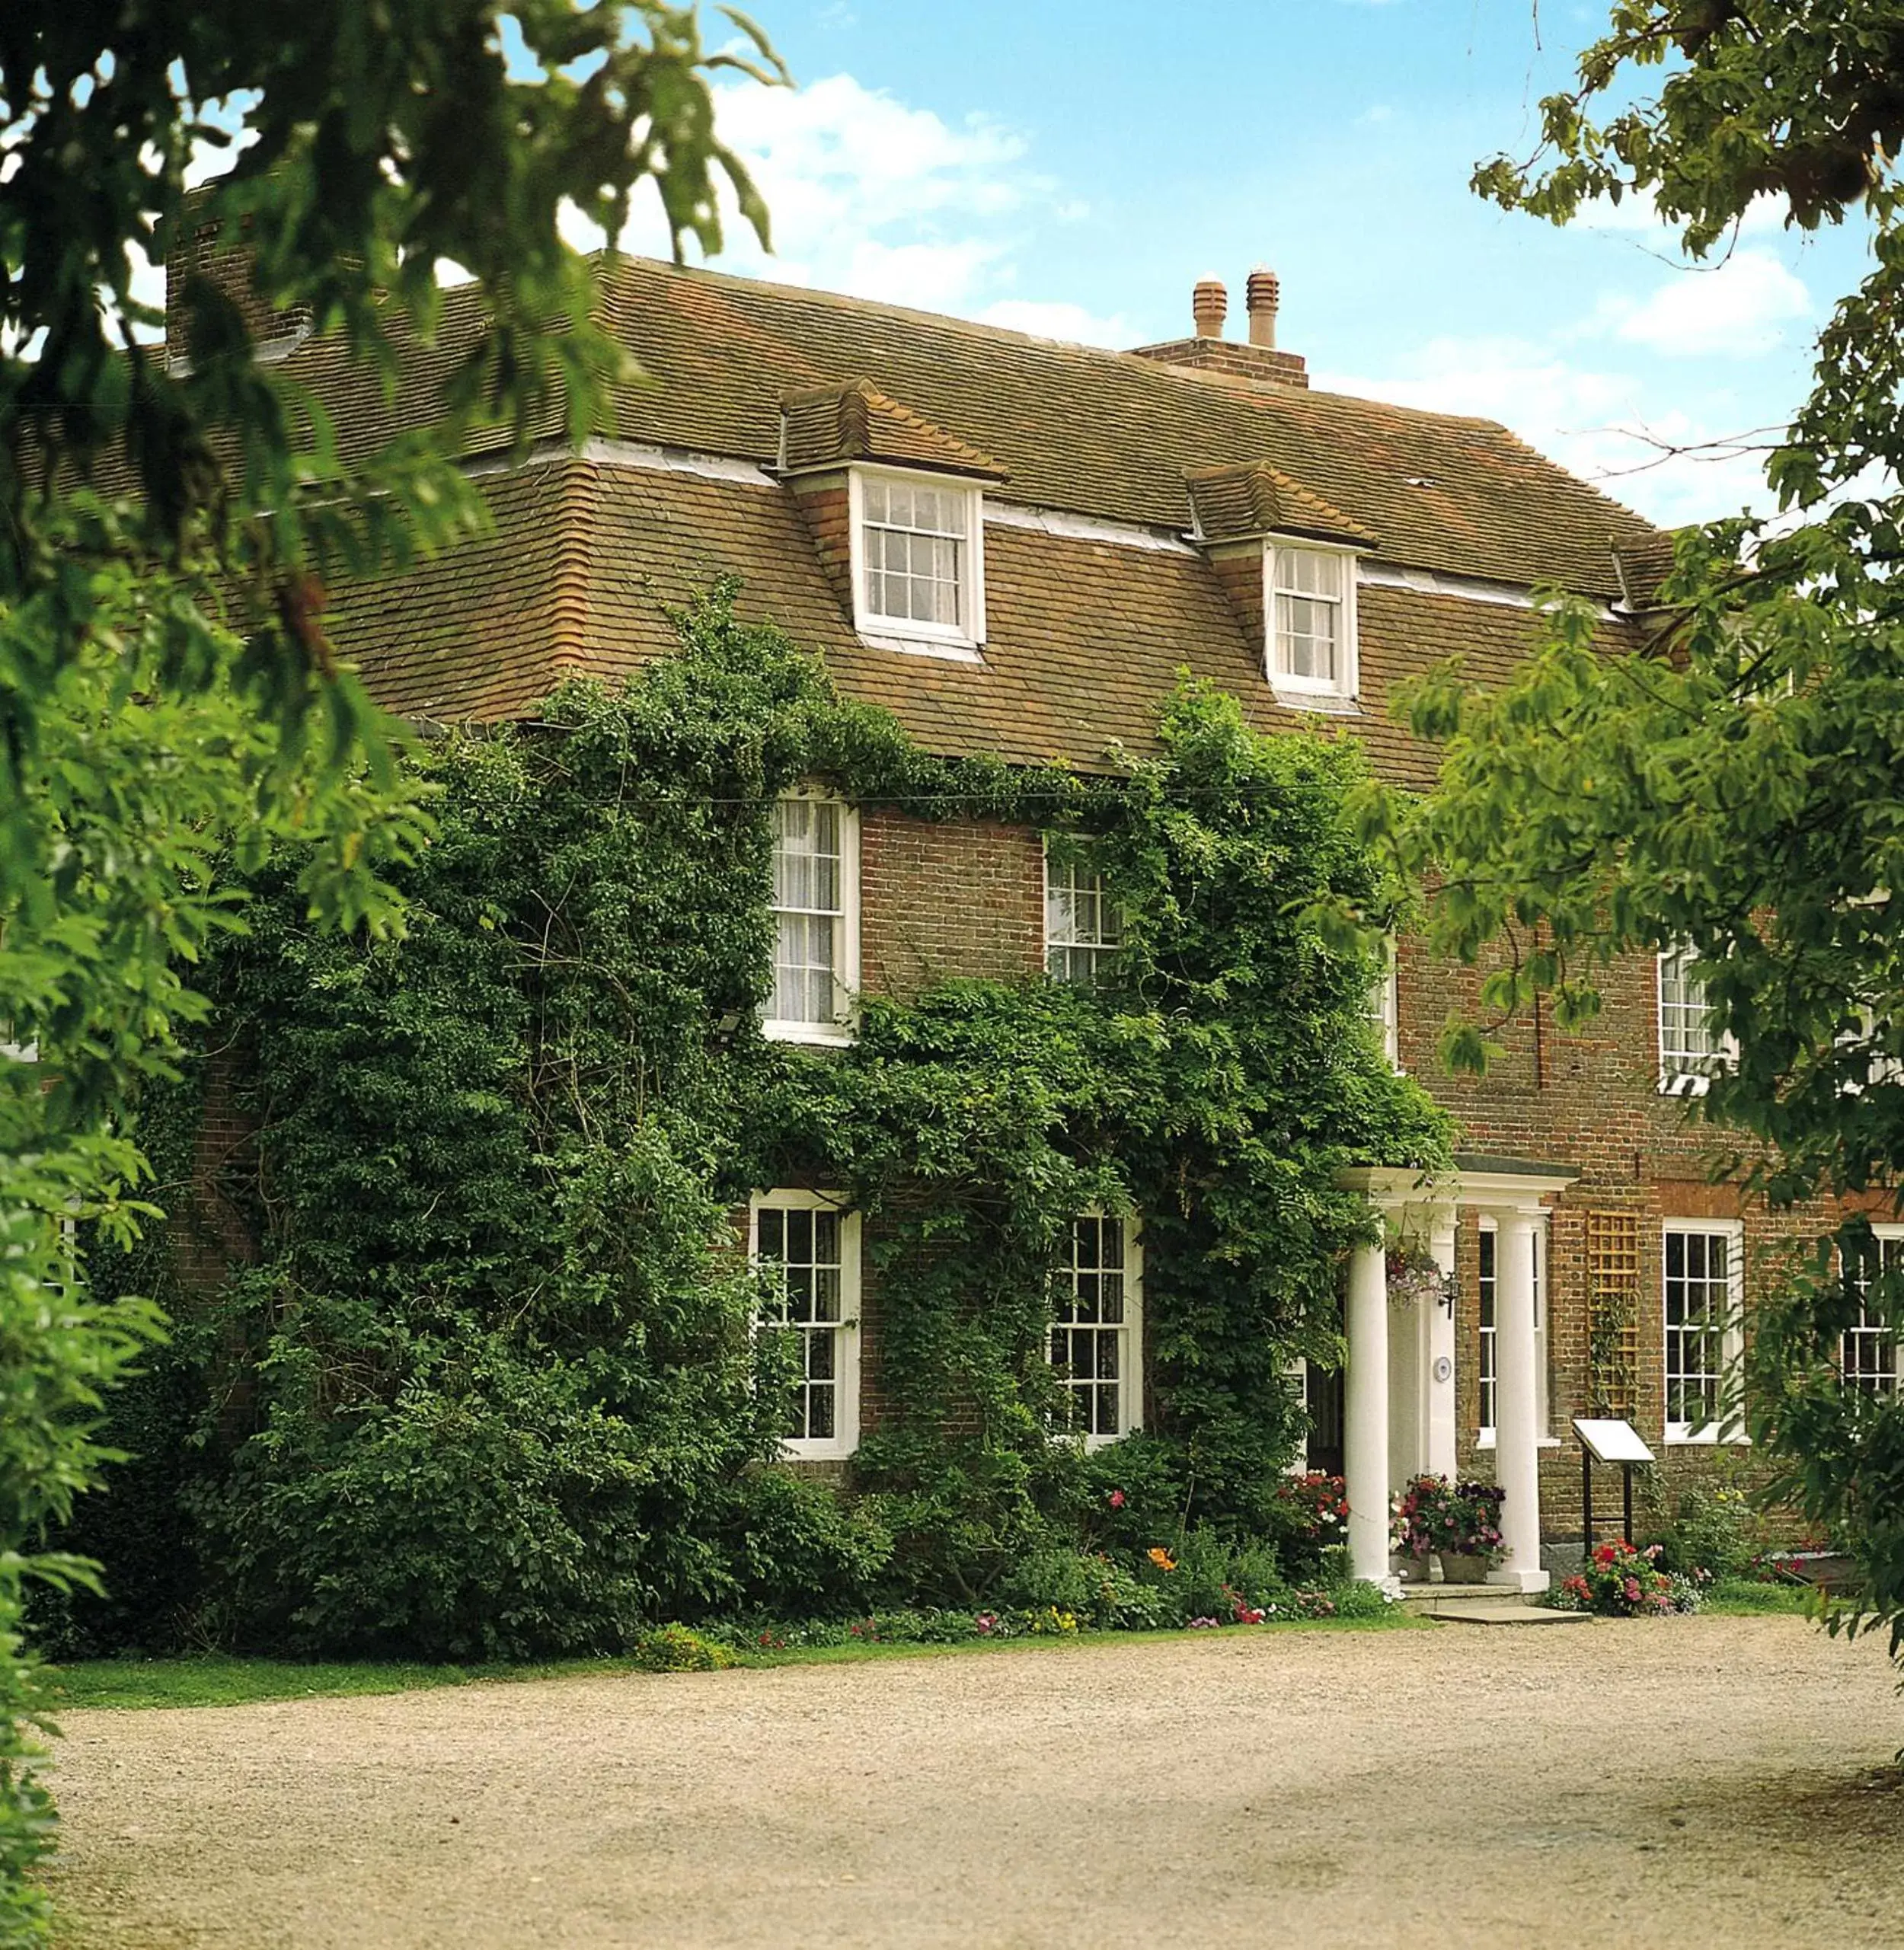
1572, 1418, 1656, 1553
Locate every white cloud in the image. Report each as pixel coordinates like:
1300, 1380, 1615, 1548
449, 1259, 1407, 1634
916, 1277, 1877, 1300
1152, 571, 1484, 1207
1594, 249, 1812, 359
1315, 336, 1780, 527
979, 298, 1133, 348
1580, 184, 1788, 240
1357, 104, 1396, 124
598, 72, 1065, 322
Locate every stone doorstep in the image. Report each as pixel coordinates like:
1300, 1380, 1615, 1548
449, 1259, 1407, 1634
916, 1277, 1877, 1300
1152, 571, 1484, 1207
1429, 1601, 1591, 1626
1402, 1590, 1592, 1626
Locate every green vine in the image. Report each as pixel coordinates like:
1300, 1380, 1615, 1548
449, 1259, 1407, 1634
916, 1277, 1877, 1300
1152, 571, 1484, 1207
75, 589, 1451, 1658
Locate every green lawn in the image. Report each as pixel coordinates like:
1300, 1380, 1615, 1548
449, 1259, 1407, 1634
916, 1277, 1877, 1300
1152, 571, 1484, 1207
1700, 1578, 1820, 1617
47, 1610, 1430, 1711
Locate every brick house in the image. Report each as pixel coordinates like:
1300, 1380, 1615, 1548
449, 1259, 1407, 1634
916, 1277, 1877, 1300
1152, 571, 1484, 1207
200, 244, 1808, 1591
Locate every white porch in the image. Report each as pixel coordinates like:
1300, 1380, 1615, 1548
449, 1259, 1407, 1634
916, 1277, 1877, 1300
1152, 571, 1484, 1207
1337, 1156, 1577, 1594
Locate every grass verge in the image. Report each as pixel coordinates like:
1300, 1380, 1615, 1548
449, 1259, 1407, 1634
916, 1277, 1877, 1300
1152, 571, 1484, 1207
1701, 1578, 1821, 1617
48, 1610, 1430, 1710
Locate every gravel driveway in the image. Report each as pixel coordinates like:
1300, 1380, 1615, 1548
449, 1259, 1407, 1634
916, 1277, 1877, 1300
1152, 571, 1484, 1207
45, 1616, 1904, 1949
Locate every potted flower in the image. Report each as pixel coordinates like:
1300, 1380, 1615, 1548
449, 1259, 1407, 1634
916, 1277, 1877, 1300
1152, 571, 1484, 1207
1391, 1473, 1455, 1581
1391, 1474, 1506, 1582
1439, 1481, 1506, 1583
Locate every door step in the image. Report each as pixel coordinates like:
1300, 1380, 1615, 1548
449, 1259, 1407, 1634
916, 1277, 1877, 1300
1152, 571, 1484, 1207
1427, 1600, 1590, 1626
1400, 1584, 1589, 1625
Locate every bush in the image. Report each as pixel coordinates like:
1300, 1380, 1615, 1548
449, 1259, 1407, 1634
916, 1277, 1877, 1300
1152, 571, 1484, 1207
1158, 1529, 1289, 1626
1264, 1473, 1349, 1581
631, 1624, 735, 1672
1653, 1480, 1763, 1582
715, 1470, 894, 1620
997, 1548, 1171, 1629
200, 1332, 742, 1661
30, 1342, 207, 1658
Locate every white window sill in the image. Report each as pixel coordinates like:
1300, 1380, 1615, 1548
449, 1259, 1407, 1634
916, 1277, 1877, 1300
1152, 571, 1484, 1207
1658, 1071, 1719, 1097
763, 1020, 857, 1048
781, 1439, 858, 1463
1270, 682, 1360, 716
1474, 1434, 1563, 1451
1664, 1430, 1750, 1447
858, 635, 982, 675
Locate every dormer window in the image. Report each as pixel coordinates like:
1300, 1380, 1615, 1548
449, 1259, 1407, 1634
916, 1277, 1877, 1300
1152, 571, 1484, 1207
850, 468, 985, 655
1266, 541, 1358, 701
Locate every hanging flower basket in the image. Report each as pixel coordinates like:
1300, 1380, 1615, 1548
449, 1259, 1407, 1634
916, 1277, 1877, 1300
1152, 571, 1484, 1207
1385, 1240, 1451, 1312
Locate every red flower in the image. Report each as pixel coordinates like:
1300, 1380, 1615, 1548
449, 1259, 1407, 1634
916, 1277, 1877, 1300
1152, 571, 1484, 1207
1109, 1489, 1126, 1509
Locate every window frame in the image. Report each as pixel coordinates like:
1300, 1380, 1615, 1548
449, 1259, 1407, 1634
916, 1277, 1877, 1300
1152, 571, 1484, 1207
1369, 933, 1401, 1071
1262, 537, 1360, 703
1043, 837, 1123, 986
848, 464, 986, 655
1841, 1223, 1904, 1397
1474, 1218, 1551, 1449
1656, 946, 1736, 1096
1049, 1211, 1143, 1449
1662, 1217, 1746, 1444
763, 790, 861, 1048
749, 1190, 862, 1462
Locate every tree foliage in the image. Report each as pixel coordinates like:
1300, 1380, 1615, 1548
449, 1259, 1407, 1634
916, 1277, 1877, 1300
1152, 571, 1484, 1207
1382, 2, 1904, 1655
63, 598, 1446, 1658
1, 4, 784, 1929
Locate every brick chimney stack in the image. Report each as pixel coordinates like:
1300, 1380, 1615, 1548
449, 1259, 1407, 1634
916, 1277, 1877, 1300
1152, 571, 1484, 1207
1191, 277, 1228, 340
162, 190, 311, 369
1245, 266, 1279, 349
1129, 266, 1308, 389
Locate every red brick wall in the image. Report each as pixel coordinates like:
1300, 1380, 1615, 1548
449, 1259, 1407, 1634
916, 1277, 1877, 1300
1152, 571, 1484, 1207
1394, 917, 1819, 1540
859, 808, 1044, 1002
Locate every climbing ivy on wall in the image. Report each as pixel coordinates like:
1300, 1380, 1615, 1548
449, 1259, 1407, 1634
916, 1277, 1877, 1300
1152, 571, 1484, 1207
69, 591, 1451, 1658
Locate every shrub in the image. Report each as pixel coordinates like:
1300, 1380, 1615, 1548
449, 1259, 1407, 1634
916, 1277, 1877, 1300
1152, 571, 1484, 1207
631, 1624, 736, 1671
716, 1471, 894, 1620
998, 1548, 1173, 1629
1653, 1480, 1763, 1582
1159, 1529, 1289, 1626
1265, 1473, 1349, 1581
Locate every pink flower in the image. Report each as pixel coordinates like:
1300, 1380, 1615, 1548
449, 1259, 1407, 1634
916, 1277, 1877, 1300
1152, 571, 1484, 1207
1109, 1489, 1126, 1509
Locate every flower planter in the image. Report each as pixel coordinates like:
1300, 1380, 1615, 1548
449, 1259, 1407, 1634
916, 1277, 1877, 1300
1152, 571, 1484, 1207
1391, 1551, 1432, 1584
1439, 1551, 1495, 1584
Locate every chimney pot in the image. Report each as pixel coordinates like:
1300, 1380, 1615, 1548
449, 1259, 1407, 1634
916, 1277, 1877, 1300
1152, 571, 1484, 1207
1191, 277, 1228, 340
1246, 265, 1280, 349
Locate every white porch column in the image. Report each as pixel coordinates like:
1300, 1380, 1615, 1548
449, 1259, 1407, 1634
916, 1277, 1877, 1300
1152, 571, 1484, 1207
1424, 1211, 1458, 1482
1344, 1238, 1391, 1585
1489, 1208, 1549, 1593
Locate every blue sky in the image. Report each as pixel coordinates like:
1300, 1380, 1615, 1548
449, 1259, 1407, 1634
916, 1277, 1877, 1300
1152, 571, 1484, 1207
609, 0, 1872, 529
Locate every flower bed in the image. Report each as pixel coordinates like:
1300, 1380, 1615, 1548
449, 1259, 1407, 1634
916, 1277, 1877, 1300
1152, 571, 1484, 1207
1547, 1540, 1704, 1617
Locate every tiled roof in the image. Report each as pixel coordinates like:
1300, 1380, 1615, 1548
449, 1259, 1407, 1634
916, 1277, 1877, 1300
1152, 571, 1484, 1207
1611, 531, 1682, 611
780, 378, 1008, 480
322, 454, 1593, 787
269, 255, 1657, 600
1184, 461, 1375, 547
281, 253, 1660, 772
586, 258, 1657, 598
